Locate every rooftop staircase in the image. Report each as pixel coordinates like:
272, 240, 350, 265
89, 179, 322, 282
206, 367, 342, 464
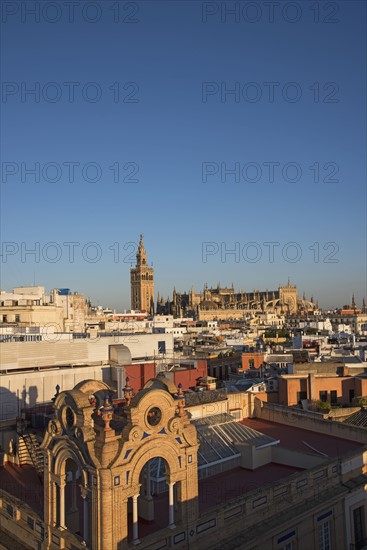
16, 419, 44, 480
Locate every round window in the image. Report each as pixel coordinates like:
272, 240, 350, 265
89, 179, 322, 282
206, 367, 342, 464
146, 407, 162, 427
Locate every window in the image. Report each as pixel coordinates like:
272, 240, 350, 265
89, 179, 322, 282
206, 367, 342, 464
297, 391, 307, 403
353, 506, 366, 550
249, 359, 255, 368
319, 521, 331, 550
330, 391, 337, 404
277, 530, 296, 549
158, 341, 166, 353
319, 391, 327, 402
15, 315, 20, 323
147, 407, 162, 426
349, 389, 355, 403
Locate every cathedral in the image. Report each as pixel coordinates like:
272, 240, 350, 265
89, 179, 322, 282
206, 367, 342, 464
157, 280, 316, 320
129, 237, 316, 320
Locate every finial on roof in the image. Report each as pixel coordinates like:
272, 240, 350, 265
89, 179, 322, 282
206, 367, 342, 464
100, 394, 114, 431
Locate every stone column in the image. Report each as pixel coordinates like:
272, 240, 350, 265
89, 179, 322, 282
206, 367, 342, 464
71, 471, 78, 512
168, 481, 176, 529
91, 482, 99, 549
132, 494, 140, 545
51, 480, 58, 526
59, 478, 66, 529
145, 463, 152, 499
139, 465, 154, 522
99, 470, 115, 550
81, 487, 89, 543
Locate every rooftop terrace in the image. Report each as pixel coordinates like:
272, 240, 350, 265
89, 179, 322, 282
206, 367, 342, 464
241, 418, 363, 458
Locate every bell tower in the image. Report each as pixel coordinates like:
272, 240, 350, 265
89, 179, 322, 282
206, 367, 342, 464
130, 234, 154, 314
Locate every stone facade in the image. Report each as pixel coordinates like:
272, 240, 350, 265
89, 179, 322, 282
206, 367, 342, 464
41, 378, 198, 549
157, 280, 315, 320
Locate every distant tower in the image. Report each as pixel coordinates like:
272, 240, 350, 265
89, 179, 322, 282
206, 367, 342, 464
130, 234, 154, 314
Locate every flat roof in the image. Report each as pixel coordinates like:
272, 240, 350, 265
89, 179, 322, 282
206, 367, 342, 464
1, 417, 364, 539
0, 463, 43, 516
0, 461, 302, 543
199, 463, 303, 512
240, 418, 363, 458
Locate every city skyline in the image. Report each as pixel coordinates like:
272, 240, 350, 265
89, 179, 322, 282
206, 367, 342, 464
1, 4, 366, 550
1, 1, 366, 313
1, 264, 364, 314
1, 244, 365, 311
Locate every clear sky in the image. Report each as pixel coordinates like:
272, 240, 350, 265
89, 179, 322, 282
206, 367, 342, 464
1, 0, 366, 310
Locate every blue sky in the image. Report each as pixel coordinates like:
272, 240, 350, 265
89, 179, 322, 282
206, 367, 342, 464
1, 1, 366, 310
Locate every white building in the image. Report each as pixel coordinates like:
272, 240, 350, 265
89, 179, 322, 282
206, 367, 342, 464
0, 333, 174, 420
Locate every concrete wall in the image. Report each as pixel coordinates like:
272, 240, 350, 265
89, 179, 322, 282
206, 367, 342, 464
227, 391, 248, 418
0, 333, 174, 372
271, 446, 326, 469
326, 407, 360, 420
183, 391, 249, 420
187, 399, 228, 420
255, 399, 367, 444
0, 332, 174, 419
0, 364, 110, 420
237, 443, 272, 470
237, 441, 326, 471
254, 390, 280, 404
